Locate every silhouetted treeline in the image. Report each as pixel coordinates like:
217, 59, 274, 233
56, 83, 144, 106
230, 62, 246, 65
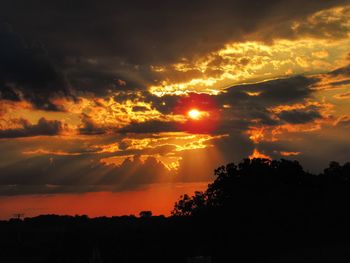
173, 159, 350, 218
1, 158, 350, 263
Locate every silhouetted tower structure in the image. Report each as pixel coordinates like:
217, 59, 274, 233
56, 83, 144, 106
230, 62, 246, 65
12, 213, 24, 245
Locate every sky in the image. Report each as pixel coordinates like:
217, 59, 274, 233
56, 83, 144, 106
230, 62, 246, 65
0, 0, 350, 218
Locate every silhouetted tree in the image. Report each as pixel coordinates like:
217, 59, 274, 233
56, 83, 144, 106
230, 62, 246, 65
172, 191, 206, 216
1, 158, 350, 263
139, 210, 152, 218
172, 158, 350, 220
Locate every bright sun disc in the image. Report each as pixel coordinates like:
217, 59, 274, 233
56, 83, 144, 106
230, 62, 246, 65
188, 109, 201, 120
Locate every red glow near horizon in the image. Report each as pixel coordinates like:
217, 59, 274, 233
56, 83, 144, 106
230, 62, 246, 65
0, 183, 209, 219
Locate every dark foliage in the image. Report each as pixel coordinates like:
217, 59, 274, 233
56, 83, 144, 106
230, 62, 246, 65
1, 158, 350, 263
139, 210, 153, 218
173, 158, 350, 218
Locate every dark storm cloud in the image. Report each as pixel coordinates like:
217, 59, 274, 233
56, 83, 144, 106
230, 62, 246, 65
329, 65, 350, 77
0, 118, 63, 138
78, 113, 106, 135
0, 24, 70, 111
277, 108, 322, 124
0, 0, 347, 100
198, 75, 319, 133
0, 84, 21, 101
99, 155, 171, 185
0, 153, 171, 195
146, 94, 179, 115
219, 76, 316, 107
329, 79, 350, 87
118, 120, 180, 134
258, 124, 350, 173
2, 0, 346, 64
211, 132, 254, 163
63, 58, 150, 94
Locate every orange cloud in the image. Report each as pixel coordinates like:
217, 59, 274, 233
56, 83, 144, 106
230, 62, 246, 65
249, 149, 271, 160
280, 151, 301, 157
149, 36, 350, 96
246, 127, 277, 143
334, 91, 350, 99
22, 149, 82, 156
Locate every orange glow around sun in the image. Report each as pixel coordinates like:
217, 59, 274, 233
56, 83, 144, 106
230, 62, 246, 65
187, 109, 202, 120
173, 93, 220, 133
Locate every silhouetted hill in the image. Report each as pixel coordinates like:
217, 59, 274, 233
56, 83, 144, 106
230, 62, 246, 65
1, 158, 350, 263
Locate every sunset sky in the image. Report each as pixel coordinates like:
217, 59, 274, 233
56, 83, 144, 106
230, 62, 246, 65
0, 0, 350, 218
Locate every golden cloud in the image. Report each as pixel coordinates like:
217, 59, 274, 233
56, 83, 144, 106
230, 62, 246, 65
148, 4, 350, 96
249, 149, 271, 160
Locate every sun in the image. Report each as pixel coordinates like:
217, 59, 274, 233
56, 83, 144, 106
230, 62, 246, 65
187, 109, 201, 120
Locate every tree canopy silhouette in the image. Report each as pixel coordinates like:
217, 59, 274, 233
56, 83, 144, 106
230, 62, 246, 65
1, 158, 350, 263
172, 158, 350, 221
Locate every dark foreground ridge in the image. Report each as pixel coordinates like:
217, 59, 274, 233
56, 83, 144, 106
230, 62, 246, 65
1, 158, 350, 263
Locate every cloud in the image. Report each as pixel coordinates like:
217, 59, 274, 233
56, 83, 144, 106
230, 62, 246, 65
5, 0, 347, 63
0, 129, 228, 195
329, 64, 350, 76
209, 75, 319, 134
0, 1, 348, 100
334, 91, 350, 99
0, 153, 172, 195
217, 76, 315, 108
257, 123, 350, 173
291, 5, 350, 39
78, 113, 106, 135
0, 24, 71, 111
66, 73, 326, 137
98, 155, 171, 185
0, 1, 349, 198
256, 4, 350, 41
311, 65, 350, 90
137, 75, 318, 137
280, 151, 301, 156
118, 120, 180, 134
277, 108, 322, 124
335, 115, 350, 127
0, 117, 63, 138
